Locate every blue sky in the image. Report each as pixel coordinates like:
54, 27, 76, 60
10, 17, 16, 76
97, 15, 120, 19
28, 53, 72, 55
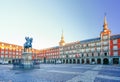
0, 0, 120, 49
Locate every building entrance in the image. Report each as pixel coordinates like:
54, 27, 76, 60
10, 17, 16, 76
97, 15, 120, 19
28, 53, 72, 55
113, 58, 119, 64
103, 58, 109, 64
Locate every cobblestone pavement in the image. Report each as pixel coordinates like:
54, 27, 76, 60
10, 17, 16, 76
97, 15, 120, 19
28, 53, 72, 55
0, 64, 120, 82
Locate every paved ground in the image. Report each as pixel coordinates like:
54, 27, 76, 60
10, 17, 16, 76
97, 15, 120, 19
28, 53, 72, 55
0, 64, 120, 82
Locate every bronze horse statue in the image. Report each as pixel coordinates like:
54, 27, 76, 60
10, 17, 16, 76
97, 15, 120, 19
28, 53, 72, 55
24, 37, 33, 52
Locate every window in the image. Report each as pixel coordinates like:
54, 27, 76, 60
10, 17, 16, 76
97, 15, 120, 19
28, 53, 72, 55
87, 54, 88, 57
96, 42, 101, 46
103, 46, 108, 51
113, 45, 118, 50
104, 53, 107, 56
1, 51, 4, 54
5, 52, 8, 54
113, 51, 118, 56
82, 54, 83, 57
113, 40, 117, 44
86, 49, 88, 52
97, 47, 100, 51
103, 41, 108, 45
103, 35, 108, 40
91, 48, 95, 52
9, 52, 12, 55
9, 55, 11, 58
5, 55, 8, 58
92, 53, 94, 56
98, 53, 100, 56
91, 43, 95, 47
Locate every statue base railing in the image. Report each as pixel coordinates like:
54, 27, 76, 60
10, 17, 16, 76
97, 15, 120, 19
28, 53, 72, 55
12, 52, 40, 70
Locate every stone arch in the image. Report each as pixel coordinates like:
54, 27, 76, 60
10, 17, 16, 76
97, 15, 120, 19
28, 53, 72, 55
113, 58, 119, 64
91, 58, 95, 64
8, 60, 11, 64
97, 58, 101, 64
91, 58, 95, 62
73, 59, 76, 64
66, 59, 68, 64
86, 59, 90, 64
70, 59, 72, 64
12, 59, 15, 64
82, 59, 84, 64
103, 58, 109, 64
63, 59, 65, 64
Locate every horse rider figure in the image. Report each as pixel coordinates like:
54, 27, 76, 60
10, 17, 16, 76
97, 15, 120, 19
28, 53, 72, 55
24, 37, 33, 52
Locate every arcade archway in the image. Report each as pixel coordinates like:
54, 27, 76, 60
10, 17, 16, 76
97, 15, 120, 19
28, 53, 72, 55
77, 59, 80, 64
73, 59, 76, 64
70, 59, 72, 64
82, 59, 84, 64
86, 59, 90, 64
113, 58, 119, 64
103, 58, 109, 64
66, 59, 68, 64
97, 58, 101, 64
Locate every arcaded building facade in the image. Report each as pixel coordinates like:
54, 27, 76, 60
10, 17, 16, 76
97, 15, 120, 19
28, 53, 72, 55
0, 42, 40, 64
58, 15, 120, 65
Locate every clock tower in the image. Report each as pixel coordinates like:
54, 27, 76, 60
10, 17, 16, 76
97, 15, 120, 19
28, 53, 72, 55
100, 14, 111, 57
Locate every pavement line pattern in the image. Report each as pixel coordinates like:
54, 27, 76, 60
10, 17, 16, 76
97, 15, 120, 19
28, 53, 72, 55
47, 70, 80, 74
96, 75, 120, 80
66, 65, 102, 82
72, 67, 92, 69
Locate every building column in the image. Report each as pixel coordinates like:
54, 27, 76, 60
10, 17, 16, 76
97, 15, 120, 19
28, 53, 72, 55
101, 58, 103, 64
119, 57, 120, 65
68, 59, 70, 64
109, 58, 112, 65
65, 59, 66, 64
84, 58, 86, 64
89, 58, 92, 64
95, 58, 97, 64
80, 59, 82, 64
76, 59, 77, 64
72, 59, 73, 64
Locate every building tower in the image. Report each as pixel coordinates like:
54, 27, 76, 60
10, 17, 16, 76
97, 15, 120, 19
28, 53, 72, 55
59, 30, 65, 46
100, 14, 111, 58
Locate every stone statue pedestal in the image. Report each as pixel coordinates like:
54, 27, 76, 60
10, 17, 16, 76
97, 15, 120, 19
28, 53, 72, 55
22, 52, 33, 69
12, 51, 40, 70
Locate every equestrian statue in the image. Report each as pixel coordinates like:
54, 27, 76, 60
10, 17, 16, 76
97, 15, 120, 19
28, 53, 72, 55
24, 37, 33, 52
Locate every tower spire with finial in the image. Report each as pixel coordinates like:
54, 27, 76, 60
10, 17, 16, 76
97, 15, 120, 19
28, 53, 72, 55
103, 13, 108, 31
100, 13, 111, 36
59, 29, 65, 46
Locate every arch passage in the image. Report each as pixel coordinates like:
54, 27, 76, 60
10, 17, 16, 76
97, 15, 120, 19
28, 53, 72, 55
113, 58, 119, 64
82, 59, 84, 64
86, 59, 90, 64
66, 59, 68, 64
73, 59, 76, 64
97, 58, 101, 64
63, 60, 65, 64
103, 58, 109, 64
70, 59, 72, 64
77, 59, 80, 64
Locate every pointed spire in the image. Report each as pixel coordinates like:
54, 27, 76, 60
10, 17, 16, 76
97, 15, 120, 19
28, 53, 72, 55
104, 13, 107, 25
103, 13, 108, 30
59, 28, 65, 46
61, 28, 64, 39
100, 13, 111, 36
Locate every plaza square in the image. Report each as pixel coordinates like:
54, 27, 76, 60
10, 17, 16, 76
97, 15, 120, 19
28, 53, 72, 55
0, 64, 120, 82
